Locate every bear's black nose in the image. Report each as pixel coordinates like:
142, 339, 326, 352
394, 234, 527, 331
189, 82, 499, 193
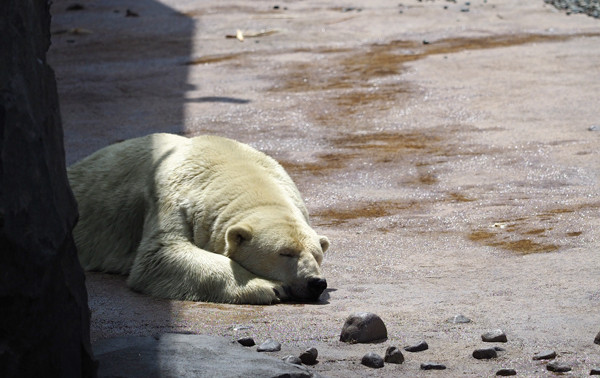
307, 277, 327, 300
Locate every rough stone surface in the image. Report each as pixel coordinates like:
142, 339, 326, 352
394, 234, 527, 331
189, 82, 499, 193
237, 337, 255, 347
421, 362, 447, 370
404, 340, 429, 352
482, 329, 508, 343
546, 361, 571, 372
447, 314, 471, 324
360, 352, 384, 369
496, 368, 517, 376
532, 350, 556, 360
299, 347, 318, 365
472, 347, 498, 359
257, 339, 282, 352
384, 346, 404, 364
339, 313, 387, 343
282, 355, 303, 365
93, 334, 317, 377
0, 0, 95, 376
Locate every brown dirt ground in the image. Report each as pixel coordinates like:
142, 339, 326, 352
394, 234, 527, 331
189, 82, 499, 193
49, 0, 600, 376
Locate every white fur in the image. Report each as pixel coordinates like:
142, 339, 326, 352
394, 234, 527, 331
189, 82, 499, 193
68, 133, 329, 304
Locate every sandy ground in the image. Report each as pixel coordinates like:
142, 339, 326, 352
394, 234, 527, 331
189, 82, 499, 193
48, 0, 600, 376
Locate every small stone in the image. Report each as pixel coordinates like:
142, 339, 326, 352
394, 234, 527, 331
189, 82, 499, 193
494, 346, 506, 352
595, 330, 600, 345
404, 340, 428, 352
422, 40, 430, 45
496, 369, 517, 376
257, 339, 281, 352
282, 355, 302, 365
421, 362, 446, 370
590, 368, 600, 375
533, 350, 556, 360
340, 312, 388, 343
589, 125, 599, 131
125, 9, 139, 17
447, 314, 471, 324
299, 347, 318, 365
473, 347, 498, 359
237, 337, 255, 347
384, 346, 404, 364
361, 352, 384, 369
482, 329, 507, 343
460, 7, 470, 12
547, 361, 571, 373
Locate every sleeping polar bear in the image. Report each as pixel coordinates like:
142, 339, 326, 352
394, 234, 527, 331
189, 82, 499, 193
68, 133, 329, 304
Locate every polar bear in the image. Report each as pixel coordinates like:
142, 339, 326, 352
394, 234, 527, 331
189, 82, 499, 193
68, 133, 329, 304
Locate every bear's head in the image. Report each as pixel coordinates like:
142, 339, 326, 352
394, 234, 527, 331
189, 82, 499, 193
224, 209, 329, 302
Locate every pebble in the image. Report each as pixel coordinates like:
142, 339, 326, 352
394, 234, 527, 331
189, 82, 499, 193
404, 340, 428, 352
546, 361, 571, 373
496, 368, 517, 376
591, 368, 600, 375
339, 312, 388, 343
589, 125, 599, 131
472, 347, 498, 359
299, 347, 318, 365
595, 330, 600, 345
384, 346, 404, 364
447, 314, 471, 324
361, 352, 384, 369
421, 362, 447, 370
257, 339, 281, 352
282, 355, 302, 365
532, 350, 556, 360
237, 337, 255, 347
482, 329, 507, 343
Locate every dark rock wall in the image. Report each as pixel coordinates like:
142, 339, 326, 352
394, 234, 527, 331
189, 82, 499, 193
0, 0, 95, 377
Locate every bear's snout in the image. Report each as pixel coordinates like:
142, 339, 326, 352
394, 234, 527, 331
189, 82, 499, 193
307, 277, 327, 300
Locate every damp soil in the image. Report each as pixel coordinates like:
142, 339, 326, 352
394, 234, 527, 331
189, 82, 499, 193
49, 0, 600, 376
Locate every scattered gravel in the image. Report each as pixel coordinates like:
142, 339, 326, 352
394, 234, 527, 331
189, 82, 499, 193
299, 347, 318, 365
496, 368, 517, 376
282, 355, 302, 365
404, 340, 429, 352
256, 339, 281, 352
546, 361, 572, 372
339, 312, 388, 343
473, 347, 498, 359
361, 352, 384, 369
482, 329, 507, 343
544, 0, 600, 18
237, 337, 255, 347
420, 362, 447, 370
384, 346, 404, 364
532, 350, 556, 360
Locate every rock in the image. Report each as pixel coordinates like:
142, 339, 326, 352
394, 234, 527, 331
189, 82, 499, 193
532, 350, 556, 360
361, 352, 384, 368
282, 355, 303, 365
447, 314, 471, 324
496, 368, 517, 376
404, 341, 428, 352
94, 334, 316, 377
589, 125, 600, 131
237, 337, 256, 347
257, 339, 281, 352
591, 368, 600, 375
472, 347, 498, 359
299, 347, 318, 365
546, 361, 571, 373
0, 0, 95, 376
384, 346, 404, 364
595, 330, 600, 345
482, 329, 507, 342
421, 362, 447, 370
339, 312, 388, 343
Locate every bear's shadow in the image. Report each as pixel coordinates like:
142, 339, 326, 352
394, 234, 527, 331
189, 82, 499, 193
284, 288, 335, 305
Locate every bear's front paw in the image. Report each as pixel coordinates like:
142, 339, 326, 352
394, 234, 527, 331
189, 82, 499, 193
272, 282, 291, 303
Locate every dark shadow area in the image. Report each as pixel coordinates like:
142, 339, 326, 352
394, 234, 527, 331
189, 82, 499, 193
187, 96, 251, 104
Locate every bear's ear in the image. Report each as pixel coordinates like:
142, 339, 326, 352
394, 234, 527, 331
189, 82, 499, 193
319, 236, 330, 253
226, 225, 253, 250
